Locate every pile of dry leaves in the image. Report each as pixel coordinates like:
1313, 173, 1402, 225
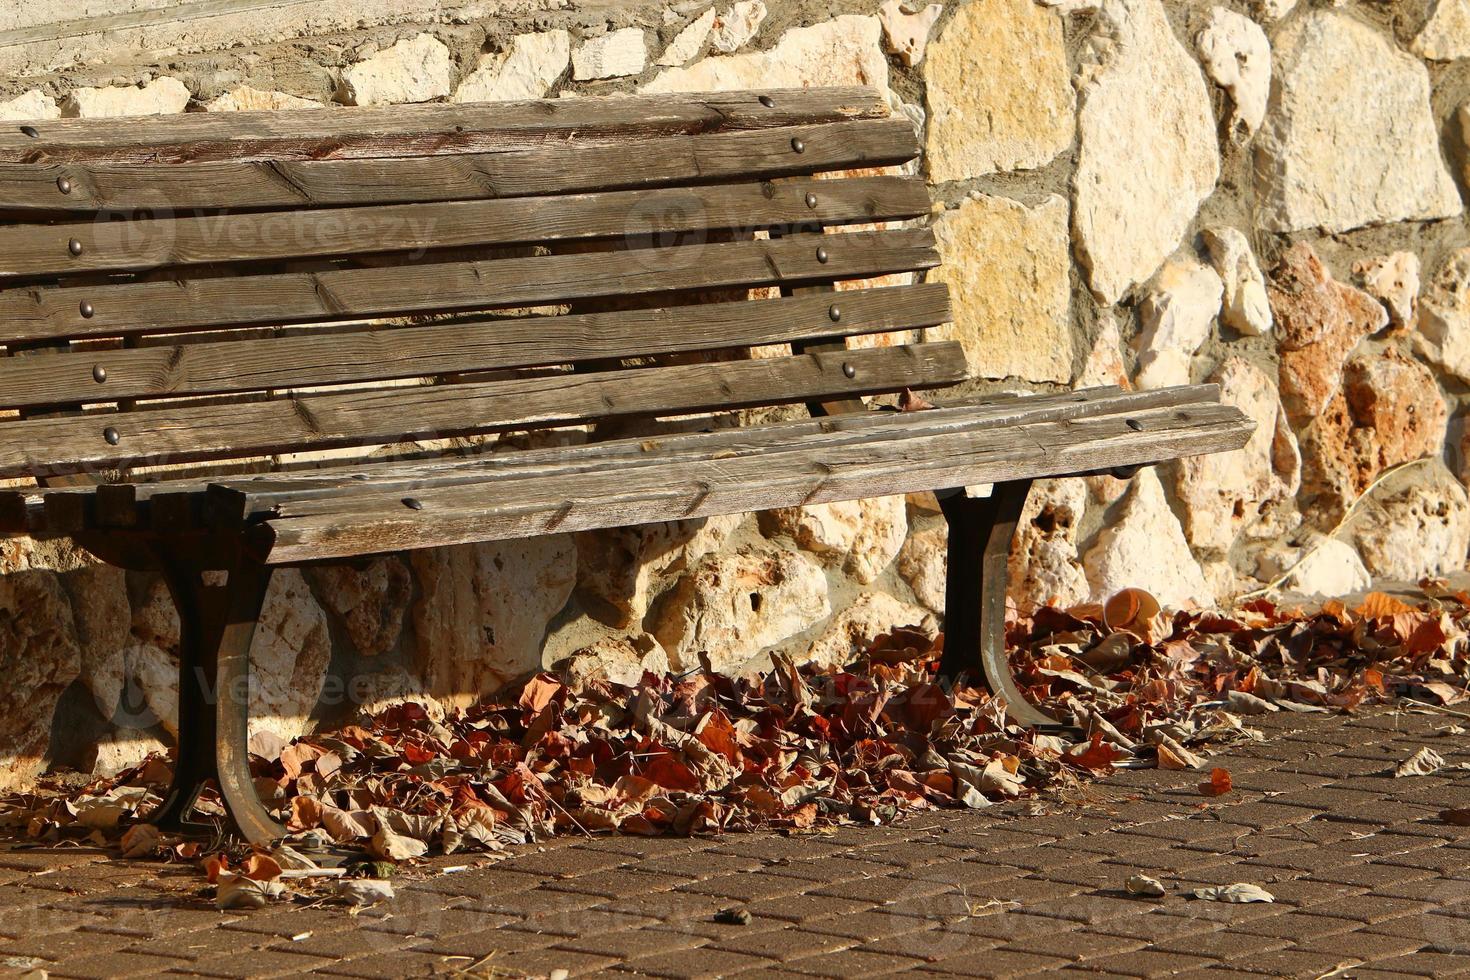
3, 586, 1469, 894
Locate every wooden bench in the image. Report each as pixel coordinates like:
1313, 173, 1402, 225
0, 87, 1253, 844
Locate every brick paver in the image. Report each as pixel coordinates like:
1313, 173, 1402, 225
3, 706, 1470, 978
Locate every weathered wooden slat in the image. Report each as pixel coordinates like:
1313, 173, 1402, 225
0, 284, 950, 411
0, 88, 889, 165
0, 176, 930, 278
0, 227, 938, 346
261, 402, 1255, 563
217, 385, 1222, 518
0, 343, 966, 479
0, 117, 916, 213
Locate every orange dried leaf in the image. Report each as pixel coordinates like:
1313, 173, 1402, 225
1199, 767, 1232, 797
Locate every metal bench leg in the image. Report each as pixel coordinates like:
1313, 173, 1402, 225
147, 558, 287, 845
937, 480, 1067, 731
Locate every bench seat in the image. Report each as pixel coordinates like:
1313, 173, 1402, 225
0, 87, 1254, 843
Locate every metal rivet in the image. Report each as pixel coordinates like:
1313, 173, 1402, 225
56, 176, 71, 195
828, 304, 841, 322
758, 95, 774, 107
79, 300, 94, 318
791, 137, 805, 153
103, 426, 120, 445
402, 497, 424, 510
67, 238, 83, 257
1125, 418, 1143, 431
19, 125, 38, 138
842, 362, 857, 379
815, 246, 829, 264
805, 192, 818, 209
92, 364, 107, 383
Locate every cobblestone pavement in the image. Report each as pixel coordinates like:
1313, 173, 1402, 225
3, 707, 1470, 979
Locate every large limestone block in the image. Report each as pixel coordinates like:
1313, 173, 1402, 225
643, 16, 887, 93
1010, 478, 1090, 613
64, 77, 190, 117
650, 548, 830, 673
1134, 253, 1223, 390
897, 527, 946, 613
805, 592, 935, 670
926, 193, 1073, 383
1073, 0, 1219, 304
1175, 358, 1299, 557
560, 635, 670, 690
758, 496, 906, 585
1281, 536, 1371, 599
1255, 11, 1462, 233
1201, 227, 1272, 337
247, 570, 334, 742
1353, 462, 1470, 582
1353, 252, 1420, 330
1270, 243, 1387, 426
709, 1, 767, 53
454, 31, 570, 102
205, 86, 323, 111
1195, 6, 1270, 140
572, 28, 647, 81
308, 557, 412, 658
1083, 469, 1211, 609
411, 538, 576, 707
60, 563, 131, 722
339, 34, 453, 106
0, 90, 59, 120
1412, 0, 1470, 61
1417, 248, 1470, 383
879, 0, 943, 67
0, 570, 80, 792
923, 0, 1074, 180
575, 515, 739, 628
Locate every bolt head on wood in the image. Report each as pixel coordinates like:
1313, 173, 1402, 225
828, 304, 841, 322
1125, 418, 1143, 431
815, 246, 829, 264
103, 426, 120, 445
56, 176, 72, 194
402, 497, 424, 510
19, 125, 38, 138
92, 364, 107, 383
791, 137, 805, 153
842, 362, 856, 379
805, 192, 818, 209
68, 238, 83, 257
758, 95, 774, 107
79, 300, 94, 318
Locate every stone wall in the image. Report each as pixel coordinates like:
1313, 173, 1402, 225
1, 0, 1468, 789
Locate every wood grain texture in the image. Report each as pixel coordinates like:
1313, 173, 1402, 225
0, 176, 930, 278
0, 343, 967, 478
0, 284, 951, 410
0, 88, 890, 164
0, 118, 918, 213
261, 401, 1255, 563
0, 227, 938, 345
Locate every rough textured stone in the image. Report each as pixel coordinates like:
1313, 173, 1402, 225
410, 538, 576, 708
759, 496, 906, 585
1078, 315, 1134, 505
1271, 243, 1388, 426
308, 558, 412, 658
1416, 248, 1470, 383
1134, 253, 1223, 389
1012, 478, 1091, 613
897, 527, 945, 613
0, 570, 79, 792
709, 1, 767, 53
86, 730, 169, 778
455, 30, 569, 101
1255, 11, 1462, 233
1256, 0, 1297, 19
1301, 349, 1448, 525
64, 76, 190, 117
878, 0, 942, 67
1073, 0, 1218, 304
1201, 228, 1271, 339
1352, 462, 1470, 581
250, 570, 334, 742
1083, 469, 1211, 609
1412, 0, 1470, 61
650, 548, 830, 673
0, 89, 59, 120
572, 28, 647, 81
805, 592, 935, 670
205, 86, 322, 111
559, 636, 670, 689
926, 193, 1072, 383
1195, 6, 1270, 140
575, 515, 739, 629
1355, 252, 1420, 330
1175, 358, 1299, 556
339, 34, 452, 106
644, 15, 885, 93
922, 0, 1073, 180
1275, 536, 1371, 599
60, 563, 131, 724
658, 10, 715, 66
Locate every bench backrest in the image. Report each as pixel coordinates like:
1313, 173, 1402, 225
0, 87, 958, 484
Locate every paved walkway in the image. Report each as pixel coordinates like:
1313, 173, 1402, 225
2, 707, 1470, 979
